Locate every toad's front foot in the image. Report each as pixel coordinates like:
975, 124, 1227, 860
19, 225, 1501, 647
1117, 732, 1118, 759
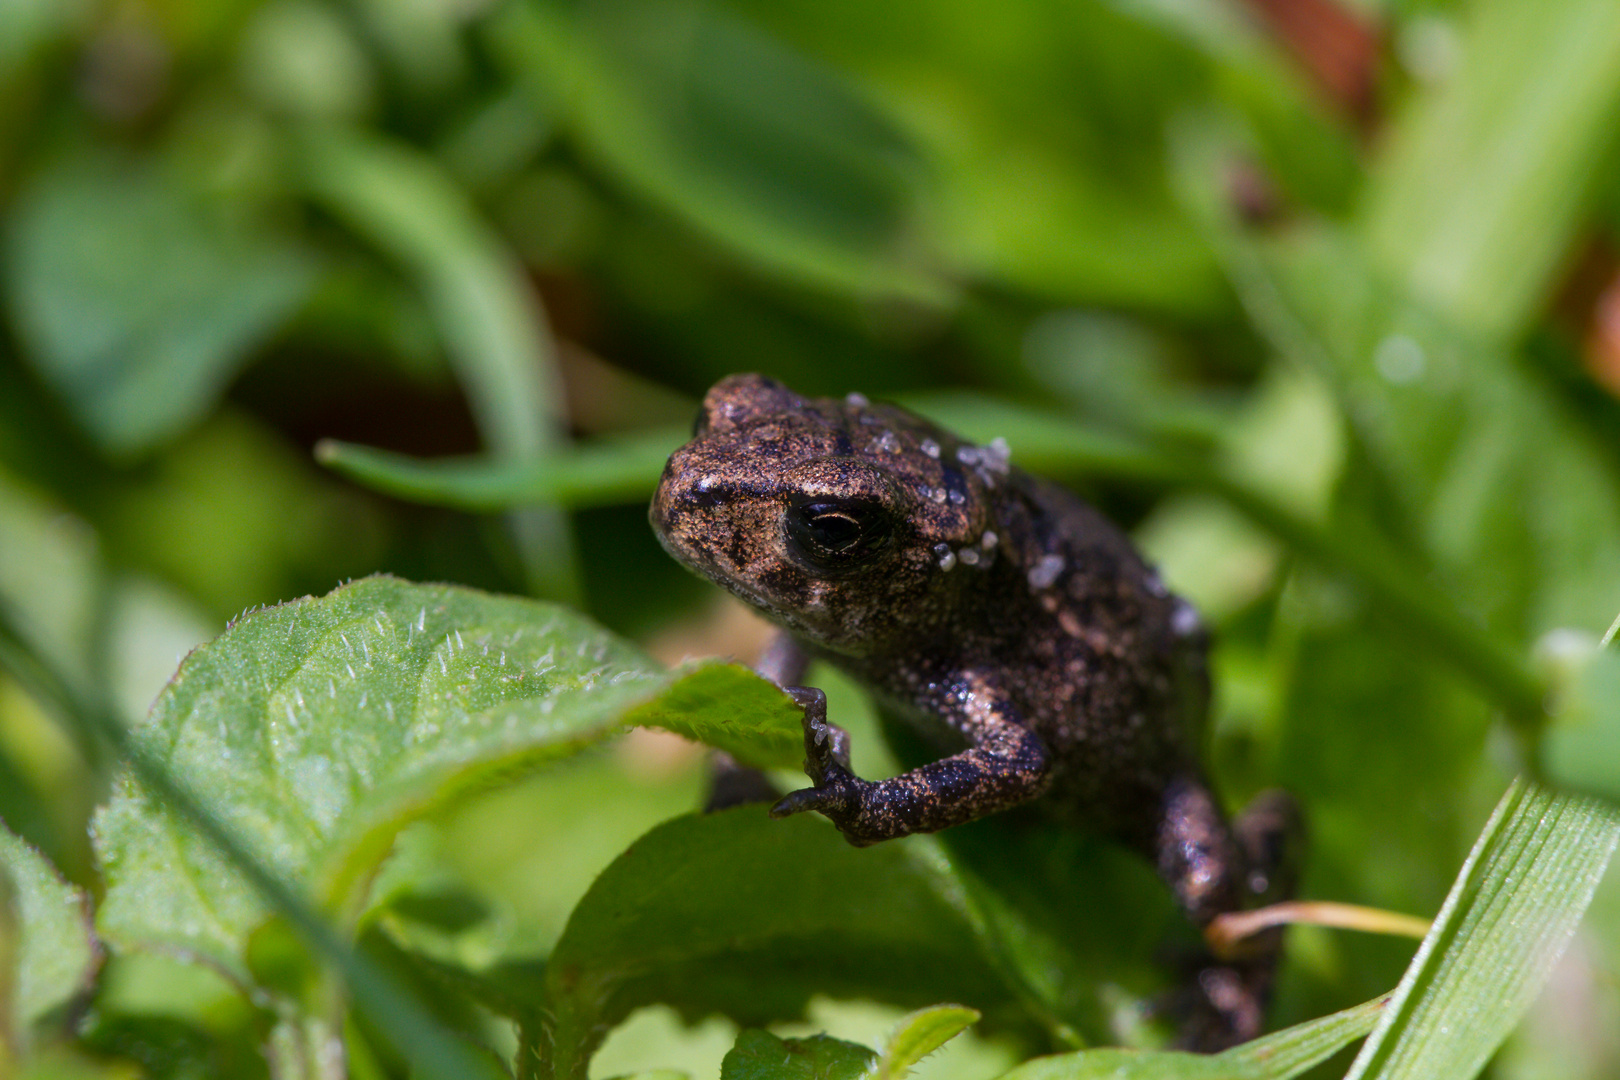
769, 687, 875, 843
770, 675, 1050, 846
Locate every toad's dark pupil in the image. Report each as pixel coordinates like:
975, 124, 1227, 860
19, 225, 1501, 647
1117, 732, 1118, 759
805, 511, 861, 550
786, 497, 891, 569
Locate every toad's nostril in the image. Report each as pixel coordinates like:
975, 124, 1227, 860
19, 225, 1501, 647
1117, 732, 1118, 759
691, 405, 710, 438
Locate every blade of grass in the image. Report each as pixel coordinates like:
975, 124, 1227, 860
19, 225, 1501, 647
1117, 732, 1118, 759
315, 426, 687, 510
1602, 611, 1620, 650
1344, 778, 1620, 1080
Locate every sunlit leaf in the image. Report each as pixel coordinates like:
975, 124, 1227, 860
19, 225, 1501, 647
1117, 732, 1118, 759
1173, 119, 1620, 650
91, 576, 799, 987
731, 0, 1226, 308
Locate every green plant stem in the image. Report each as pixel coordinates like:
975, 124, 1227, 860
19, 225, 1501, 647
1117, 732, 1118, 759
0, 612, 506, 1080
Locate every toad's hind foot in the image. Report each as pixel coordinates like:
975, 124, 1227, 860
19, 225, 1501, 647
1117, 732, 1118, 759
1161, 785, 1305, 1050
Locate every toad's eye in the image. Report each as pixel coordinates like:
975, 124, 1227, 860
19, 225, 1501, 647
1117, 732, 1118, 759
785, 495, 893, 571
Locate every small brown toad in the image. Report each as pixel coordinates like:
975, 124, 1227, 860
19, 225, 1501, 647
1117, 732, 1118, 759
650, 374, 1296, 1046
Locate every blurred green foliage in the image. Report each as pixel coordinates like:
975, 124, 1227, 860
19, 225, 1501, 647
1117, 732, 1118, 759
3, 0, 1620, 1077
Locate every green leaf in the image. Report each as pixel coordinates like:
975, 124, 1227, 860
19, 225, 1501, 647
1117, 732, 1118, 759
313, 400, 1163, 513
993, 993, 1388, 1080
299, 128, 560, 466
1216, 993, 1389, 1078
91, 576, 797, 986
872, 1004, 979, 1080
721, 1030, 877, 1080
1344, 778, 1620, 1080
623, 661, 803, 771
3, 150, 315, 456
0, 825, 98, 1052
732, 0, 1226, 309
491, 0, 950, 306
537, 809, 1011, 1080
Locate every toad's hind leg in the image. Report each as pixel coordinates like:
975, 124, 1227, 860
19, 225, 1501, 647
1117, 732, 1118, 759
1157, 779, 1304, 1050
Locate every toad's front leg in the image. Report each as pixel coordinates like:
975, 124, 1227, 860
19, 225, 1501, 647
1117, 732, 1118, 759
770, 672, 1051, 846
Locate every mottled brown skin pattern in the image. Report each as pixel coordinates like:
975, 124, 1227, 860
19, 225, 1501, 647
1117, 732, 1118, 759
650, 375, 1295, 1048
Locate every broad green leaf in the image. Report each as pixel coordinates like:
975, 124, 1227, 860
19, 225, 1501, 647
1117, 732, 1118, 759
298, 126, 578, 601
491, 0, 951, 306
722, 1030, 876, 1080
0, 826, 97, 1051
1362, 0, 1620, 341
537, 808, 1012, 1080
1344, 779, 1620, 1080
3, 150, 316, 456
91, 576, 799, 986
994, 993, 1388, 1080
872, 1004, 979, 1080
